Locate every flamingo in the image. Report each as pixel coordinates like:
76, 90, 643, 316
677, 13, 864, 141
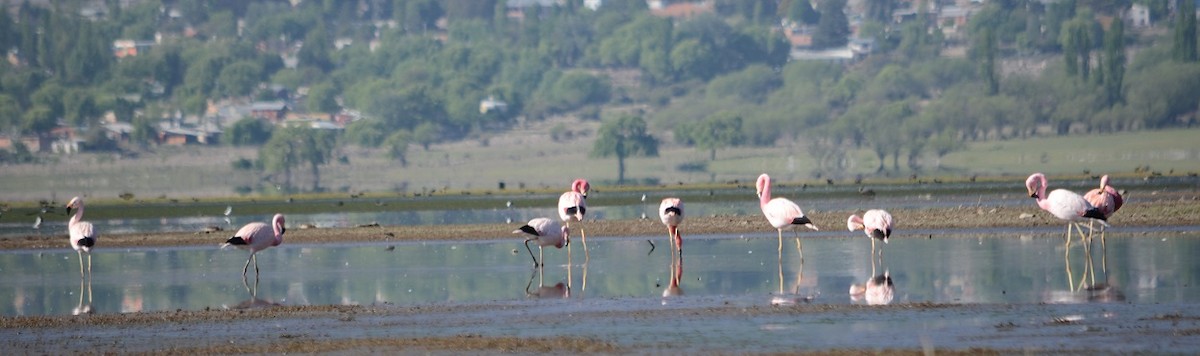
847, 209, 893, 260
513, 217, 568, 267
849, 272, 895, 305
755, 174, 819, 262
659, 197, 684, 255
558, 178, 590, 260
1026, 173, 1109, 243
65, 197, 98, 280
221, 213, 286, 279
1083, 175, 1123, 241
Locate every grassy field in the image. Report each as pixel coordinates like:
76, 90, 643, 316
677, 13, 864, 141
1, 119, 1198, 204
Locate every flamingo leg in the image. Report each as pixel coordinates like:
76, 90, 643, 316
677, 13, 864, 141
86, 253, 92, 281
580, 226, 589, 262
242, 253, 253, 278
777, 243, 784, 295
1064, 224, 1074, 291
77, 250, 85, 280
524, 239, 540, 267
1100, 227, 1108, 278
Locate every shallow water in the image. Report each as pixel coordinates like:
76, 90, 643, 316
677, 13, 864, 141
2, 231, 1197, 317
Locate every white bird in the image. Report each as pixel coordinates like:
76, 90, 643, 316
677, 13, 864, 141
558, 179, 590, 260
66, 197, 98, 280
513, 218, 568, 267
221, 213, 287, 279
659, 197, 684, 255
756, 174, 818, 261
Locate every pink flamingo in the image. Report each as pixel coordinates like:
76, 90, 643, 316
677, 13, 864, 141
1025, 173, 1109, 247
756, 174, 819, 261
558, 179, 590, 260
221, 213, 286, 279
847, 209, 893, 260
513, 217, 568, 267
659, 197, 684, 255
1083, 175, 1123, 241
66, 197, 98, 280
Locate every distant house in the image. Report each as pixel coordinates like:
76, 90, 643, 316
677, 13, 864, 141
250, 101, 289, 123
649, 1, 714, 19
507, 0, 564, 21
103, 122, 135, 143
480, 96, 508, 114
1128, 3, 1151, 28
158, 126, 218, 145
112, 39, 156, 58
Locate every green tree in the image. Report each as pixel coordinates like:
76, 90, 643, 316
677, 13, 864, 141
383, 130, 412, 166
591, 115, 659, 184
260, 126, 339, 191
217, 60, 264, 97
787, 0, 821, 25
226, 118, 274, 146
973, 27, 999, 94
675, 111, 744, 160
813, 0, 849, 49
0, 94, 21, 131
343, 119, 388, 147
1101, 20, 1126, 106
306, 82, 341, 113
1174, 0, 1197, 62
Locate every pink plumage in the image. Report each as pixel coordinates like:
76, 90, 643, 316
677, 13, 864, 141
66, 196, 98, 279
557, 179, 590, 259
1025, 173, 1107, 224
847, 209, 893, 243
1083, 175, 1123, 219
659, 197, 684, 253
514, 217, 568, 267
222, 213, 286, 278
756, 174, 818, 258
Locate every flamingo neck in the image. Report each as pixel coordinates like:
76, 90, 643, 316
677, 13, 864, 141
758, 179, 772, 207
70, 205, 83, 225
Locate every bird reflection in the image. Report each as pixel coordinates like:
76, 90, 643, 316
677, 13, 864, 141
771, 237, 815, 305
525, 268, 570, 299
73, 276, 93, 315
1061, 237, 1121, 301
230, 276, 280, 309
849, 254, 895, 305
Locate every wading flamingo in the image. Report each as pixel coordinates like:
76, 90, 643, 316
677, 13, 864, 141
513, 217, 568, 267
221, 213, 286, 280
558, 179, 590, 261
1083, 175, 1123, 242
1026, 173, 1109, 244
66, 197, 98, 280
847, 209, 893, 261
659, 197, 684, 256
756, 174, 819, 262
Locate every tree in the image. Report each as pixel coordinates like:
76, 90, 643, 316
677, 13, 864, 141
383, 130, 412, 166
217, 60, 264, 97
226, 118, 274, 146
591, 115, 659, 184
306, 82, 340, 113
1101, 19, 1126, 106
787, 0, 821, 25
1175, 0, 1197, 62
675, 111, 745, 160
260, 126, 338, 191
812, 0, 849, 49
974, 27, 999, 94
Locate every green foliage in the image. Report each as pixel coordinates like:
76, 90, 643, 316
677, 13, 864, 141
592, 115, 658, 184
383, 130, 412, 166
226, 118, 274, 146
813, 0, 850, 49
343, 119, 388, 147
1174, 0, 1198, 62
259, 126, 339, 191
674, 111, 745, 160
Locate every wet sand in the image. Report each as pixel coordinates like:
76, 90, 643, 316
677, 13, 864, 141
3, 196, 1200, 354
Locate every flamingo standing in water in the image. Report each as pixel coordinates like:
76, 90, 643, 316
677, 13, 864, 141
1083, 175, 1123, 243
755, 174, 819, 261
221, 213, 286, 279
1025, 173, 1109, 244
513, 217, 568, 267
659, 197, 684, 256
847, 209, 893, 261
66, 197, 98, 280
558, 179, 590, 261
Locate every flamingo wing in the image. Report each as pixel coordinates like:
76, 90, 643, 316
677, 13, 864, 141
763, 198, 806, 229
558, 192, 586, 222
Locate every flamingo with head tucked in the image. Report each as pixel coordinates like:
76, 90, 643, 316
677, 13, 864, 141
221, 213, 286, 279
659, 197, 684, 255
513, 217, 568, 267
66, 197, 98, 280
756, 174, 818, 261
1025, 173, 1108, 247
848, 209, 893, 260
558, 179, 590, 261
1083, 175, 1123, 240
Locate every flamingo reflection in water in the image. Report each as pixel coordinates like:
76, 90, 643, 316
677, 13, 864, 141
849, 251, 895, 305
226, 276, 281, 310
770, 236, 817, 306
661, 248, 684, 301
525, 268, 571, 299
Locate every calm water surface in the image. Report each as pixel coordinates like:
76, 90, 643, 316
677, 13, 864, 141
2, 232, 1197, 316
